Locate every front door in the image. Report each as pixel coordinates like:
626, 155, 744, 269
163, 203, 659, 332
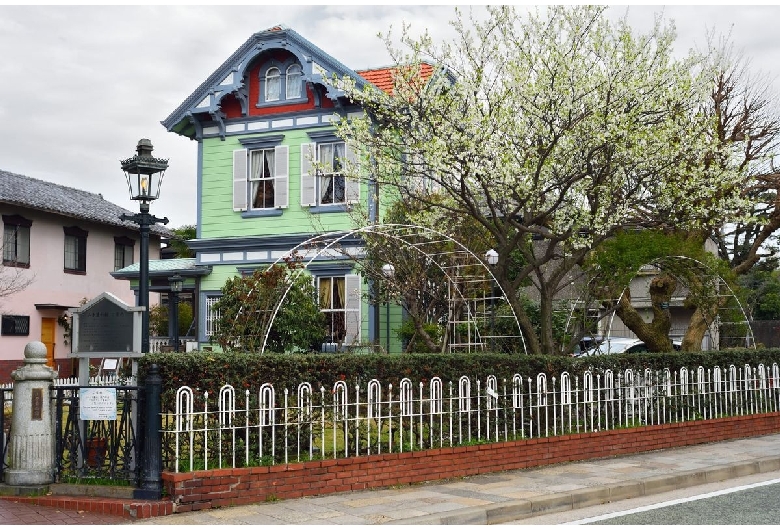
41, 317, 56, 368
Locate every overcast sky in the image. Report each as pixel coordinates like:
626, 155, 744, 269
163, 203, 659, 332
1, 5, 779, 229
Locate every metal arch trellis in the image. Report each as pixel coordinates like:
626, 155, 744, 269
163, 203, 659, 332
230, 223, 525, 354
564, 254, 755, 351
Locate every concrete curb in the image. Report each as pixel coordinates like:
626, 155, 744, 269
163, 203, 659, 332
389, 457, 780, 525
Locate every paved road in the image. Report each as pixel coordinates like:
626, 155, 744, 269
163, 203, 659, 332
507, 470, 780, 525
583, 478, 780, 525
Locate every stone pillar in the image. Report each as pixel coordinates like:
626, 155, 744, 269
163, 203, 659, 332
4, 341, 56, 486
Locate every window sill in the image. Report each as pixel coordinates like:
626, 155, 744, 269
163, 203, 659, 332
255, 97, 307, 109
309, 204, 348, 214
64, 269, 86, 275
3, 261, 29, 269
241, 209, 284, 219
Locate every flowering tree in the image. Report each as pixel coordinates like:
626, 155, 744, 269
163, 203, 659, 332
599, 36, 780, 352
336, 5, 746, 355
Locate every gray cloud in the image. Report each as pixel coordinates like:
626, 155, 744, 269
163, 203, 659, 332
1, 5, 778, 228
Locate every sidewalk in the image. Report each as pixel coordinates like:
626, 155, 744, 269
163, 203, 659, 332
2, 433, 777, 525
124, 432, 780, 525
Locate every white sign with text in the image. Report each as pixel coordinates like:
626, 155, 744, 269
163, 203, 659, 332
80, 387, 118, 420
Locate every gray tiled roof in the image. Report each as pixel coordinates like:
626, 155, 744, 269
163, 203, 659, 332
111, 258, 211, 280
0, 169, 173, 237
114, 258, 198, 274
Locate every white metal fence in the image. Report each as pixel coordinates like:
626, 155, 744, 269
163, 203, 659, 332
0, 374, 136, 391
161, 363, 780, 473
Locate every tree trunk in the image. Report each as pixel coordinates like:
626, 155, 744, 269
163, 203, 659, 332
413, 316, 440, 353
505, 287, 542, 356
682, 292, 726, 351
613, 273, 677, 352
681, 307, 708, 351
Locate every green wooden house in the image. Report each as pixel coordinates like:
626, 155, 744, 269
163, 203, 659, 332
161, 25, 406, 352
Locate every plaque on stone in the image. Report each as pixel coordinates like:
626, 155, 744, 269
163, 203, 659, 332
31, 388, 42, 420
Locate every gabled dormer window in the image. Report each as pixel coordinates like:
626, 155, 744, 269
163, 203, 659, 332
286, 64, 302, 99
257, 60, 305, 107
265, 67, 281, 102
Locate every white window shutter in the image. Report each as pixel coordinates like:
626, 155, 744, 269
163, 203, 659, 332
274, 145, 289, 208
232, 149, 248, 212
344, 143, 360, 204
300, 143, 316, 206
344, 274, 361, 345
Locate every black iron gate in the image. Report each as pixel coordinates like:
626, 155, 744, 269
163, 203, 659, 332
52, 384, 143, 485
0, 387, 11, 480
0, 364, 162, 498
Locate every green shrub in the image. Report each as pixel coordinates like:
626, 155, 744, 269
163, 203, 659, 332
149, 302, 194, 337
396, 319, 444, 353
139, 348, 780, 410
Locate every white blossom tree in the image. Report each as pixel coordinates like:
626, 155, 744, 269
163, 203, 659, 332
335, 5, 748, 355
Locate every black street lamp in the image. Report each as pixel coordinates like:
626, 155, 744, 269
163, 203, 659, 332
169, 273, 183, 353
485, 249, 498, 352
119, 139, 167, 501
119, 139, 169, 355
381, 263, 395, 353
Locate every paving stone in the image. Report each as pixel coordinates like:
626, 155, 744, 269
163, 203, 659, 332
11, 432, 780, 526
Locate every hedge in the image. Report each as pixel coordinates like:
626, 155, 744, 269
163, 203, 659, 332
138, 348, 780, 409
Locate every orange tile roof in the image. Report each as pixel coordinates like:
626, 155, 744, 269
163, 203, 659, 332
357, 63, 434, 95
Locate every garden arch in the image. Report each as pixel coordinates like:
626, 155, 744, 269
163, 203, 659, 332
565, 255, 755, 352
234, 224, 525, 354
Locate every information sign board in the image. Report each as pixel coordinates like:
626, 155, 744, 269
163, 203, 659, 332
80, 387, 118, 420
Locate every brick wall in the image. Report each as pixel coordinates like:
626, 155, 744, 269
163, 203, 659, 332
0, 358, 81, 384
162, 412, 780, 513
0, 360, 20, 384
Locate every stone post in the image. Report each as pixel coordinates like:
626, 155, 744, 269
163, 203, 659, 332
4, 341, 56, 488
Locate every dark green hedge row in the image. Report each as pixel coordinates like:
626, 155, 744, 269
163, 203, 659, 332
139, 348, 780, 404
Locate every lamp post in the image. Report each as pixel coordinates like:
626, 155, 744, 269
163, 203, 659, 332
485, 249, 498, 351
381, 263, 395, 353
119, 139, 169, 355
169, 273, 183, 352
119, 139, 167, 501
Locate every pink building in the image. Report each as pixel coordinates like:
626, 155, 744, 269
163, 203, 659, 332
0, 170, 170, 381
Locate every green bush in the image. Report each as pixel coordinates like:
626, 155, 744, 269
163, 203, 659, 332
212, 263, 326, 353
149, 302, 194, 337
396, 319, 445, 353
139, 348, 780, 410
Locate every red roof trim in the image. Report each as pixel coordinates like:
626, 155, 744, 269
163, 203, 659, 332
357, 63, 434, 95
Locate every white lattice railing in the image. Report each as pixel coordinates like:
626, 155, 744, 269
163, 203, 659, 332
0, 374, 137, 390
161, 363, 780, 473
150, 336, 197, 353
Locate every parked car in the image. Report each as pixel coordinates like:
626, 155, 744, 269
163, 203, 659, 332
577, 337, 681, 357
571, 335, 604, 357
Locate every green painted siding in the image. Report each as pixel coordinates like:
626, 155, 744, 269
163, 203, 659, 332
200, 129, 364, 240
201, 263, 380, 350
199, 263, 245, 293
